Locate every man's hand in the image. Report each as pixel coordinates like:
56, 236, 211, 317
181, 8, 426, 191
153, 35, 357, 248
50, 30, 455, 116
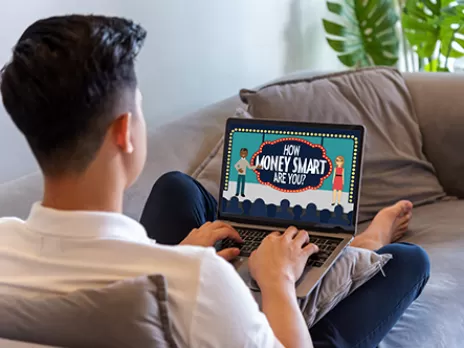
248, 226, 319, 289
180, 221, 243, 261
238, 168, 244, 173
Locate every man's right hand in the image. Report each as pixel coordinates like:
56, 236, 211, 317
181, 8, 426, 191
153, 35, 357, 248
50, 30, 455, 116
238, 169, 244, 173
248, 226, 319, 290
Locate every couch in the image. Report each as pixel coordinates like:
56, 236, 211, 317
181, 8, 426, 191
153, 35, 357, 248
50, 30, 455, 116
1, 68, 463, 348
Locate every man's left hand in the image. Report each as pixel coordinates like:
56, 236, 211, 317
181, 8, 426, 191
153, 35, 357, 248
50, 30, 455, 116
180, 221, 243, 261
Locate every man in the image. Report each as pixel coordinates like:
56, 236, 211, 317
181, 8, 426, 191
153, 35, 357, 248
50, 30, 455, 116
234, 147, 261, 197
0, 15, 429, 348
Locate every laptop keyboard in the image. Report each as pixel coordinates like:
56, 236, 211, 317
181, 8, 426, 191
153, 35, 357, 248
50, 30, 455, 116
221, 228, 343, 268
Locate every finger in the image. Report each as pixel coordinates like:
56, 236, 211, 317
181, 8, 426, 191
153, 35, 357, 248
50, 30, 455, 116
283, 226, 298, 240
294, 230, 310, 247
217, 248, 241, 261
201, 221, 212, 228
214, 227, 243, 242
266, 231, 282, 239
303, 243, 319, 256
211, 220, 232, 230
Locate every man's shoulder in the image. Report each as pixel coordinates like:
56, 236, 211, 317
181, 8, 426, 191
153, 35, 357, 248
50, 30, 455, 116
0, 216, 24, 224
0, 216, 25, 235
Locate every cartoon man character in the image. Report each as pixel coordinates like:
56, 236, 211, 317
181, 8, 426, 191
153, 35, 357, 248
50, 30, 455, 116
234, 148, 261, 197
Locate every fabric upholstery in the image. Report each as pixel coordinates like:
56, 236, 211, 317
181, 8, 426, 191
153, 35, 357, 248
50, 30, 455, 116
240, 67, 446, 222
0, 275, 177, 348
369, 199, 464, 348
404, 72, 464, 198
249, 246, 391, 329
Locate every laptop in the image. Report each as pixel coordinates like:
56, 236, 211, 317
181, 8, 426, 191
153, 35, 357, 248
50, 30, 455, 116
217, 118, 366, 298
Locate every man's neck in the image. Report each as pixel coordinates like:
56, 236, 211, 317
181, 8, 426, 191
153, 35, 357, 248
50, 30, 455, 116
42, 173, 124, 213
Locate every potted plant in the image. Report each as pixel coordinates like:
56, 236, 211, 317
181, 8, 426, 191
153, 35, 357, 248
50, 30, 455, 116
323, 0, 464, 72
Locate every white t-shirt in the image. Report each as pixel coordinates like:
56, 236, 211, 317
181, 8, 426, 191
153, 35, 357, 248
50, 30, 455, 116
0, 203, 282, 348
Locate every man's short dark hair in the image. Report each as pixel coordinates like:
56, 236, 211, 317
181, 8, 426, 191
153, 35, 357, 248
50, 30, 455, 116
0, 15, 147, 175
240, 148, 248, 152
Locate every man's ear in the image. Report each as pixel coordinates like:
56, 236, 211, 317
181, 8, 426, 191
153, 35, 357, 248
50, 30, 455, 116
114, 112, 134, 154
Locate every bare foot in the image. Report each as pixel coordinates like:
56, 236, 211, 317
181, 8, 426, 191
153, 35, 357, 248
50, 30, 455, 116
351, 200, 413, 251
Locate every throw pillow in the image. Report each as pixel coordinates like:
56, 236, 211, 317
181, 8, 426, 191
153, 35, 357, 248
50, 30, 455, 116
240, 67, 446, 223
248, 246, 391, 328
0, 275, 177, 348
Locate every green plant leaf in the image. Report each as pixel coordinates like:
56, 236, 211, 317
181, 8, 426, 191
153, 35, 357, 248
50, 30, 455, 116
322, 0, 399, 68
424, 59, 439, 71
402, 0, 464, 62
327, 2, 343, 15
323, 19, 346, 37
402, 0, 442, 59
439, 4, 464, 59
326, 38, 348, 52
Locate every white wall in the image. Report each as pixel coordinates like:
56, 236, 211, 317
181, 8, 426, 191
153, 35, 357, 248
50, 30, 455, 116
0, 0, 342, 183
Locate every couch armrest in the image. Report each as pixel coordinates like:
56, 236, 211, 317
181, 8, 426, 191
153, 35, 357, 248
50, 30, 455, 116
404, 72, 464, 198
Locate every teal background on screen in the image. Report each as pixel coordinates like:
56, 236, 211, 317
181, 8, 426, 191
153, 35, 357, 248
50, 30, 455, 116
228, 132, 354, 193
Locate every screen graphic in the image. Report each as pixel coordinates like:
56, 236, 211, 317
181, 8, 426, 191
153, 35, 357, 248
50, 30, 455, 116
220, 122, 363, 231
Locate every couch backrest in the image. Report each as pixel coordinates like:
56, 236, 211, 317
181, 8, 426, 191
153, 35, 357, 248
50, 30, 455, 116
2, 71, 464, 220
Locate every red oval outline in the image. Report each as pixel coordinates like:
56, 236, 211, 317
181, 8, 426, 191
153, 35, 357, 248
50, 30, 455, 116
250, 138, 333, 193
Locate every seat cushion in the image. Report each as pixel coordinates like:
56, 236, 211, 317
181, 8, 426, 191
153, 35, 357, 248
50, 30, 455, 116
358, 200, 464, 348
240, 67, 446, 223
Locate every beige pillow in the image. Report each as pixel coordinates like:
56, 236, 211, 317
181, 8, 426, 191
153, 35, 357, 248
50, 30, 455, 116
240, 67, 446, 223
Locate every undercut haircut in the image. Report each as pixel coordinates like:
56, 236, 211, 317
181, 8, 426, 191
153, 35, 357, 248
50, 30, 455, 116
0, 15, 147, 175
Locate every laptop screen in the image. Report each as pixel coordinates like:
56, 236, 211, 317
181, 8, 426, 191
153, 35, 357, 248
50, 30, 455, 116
218, 119, 365, 233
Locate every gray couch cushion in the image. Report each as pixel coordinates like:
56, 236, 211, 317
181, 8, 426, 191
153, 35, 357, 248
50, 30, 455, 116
404, 72, 464, 198
240, 67, 446, 223
0, 275, 176, 348
364, 199, 464, 348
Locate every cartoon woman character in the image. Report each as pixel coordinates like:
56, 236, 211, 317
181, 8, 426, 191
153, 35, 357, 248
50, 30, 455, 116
332, 155, 344, 206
